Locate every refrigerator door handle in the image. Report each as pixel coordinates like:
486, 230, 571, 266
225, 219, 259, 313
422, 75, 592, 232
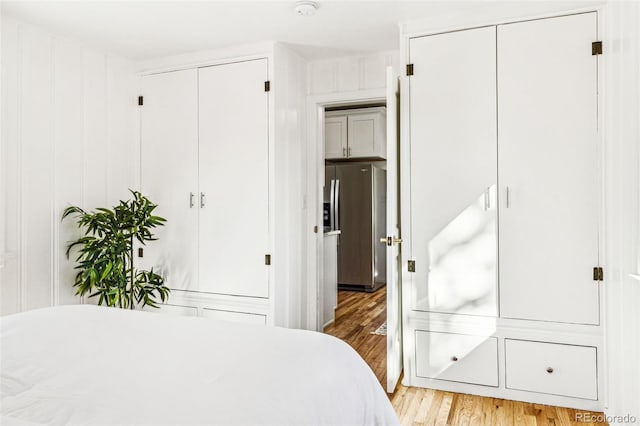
329, 179, 336, 231
334, 179, 340, 231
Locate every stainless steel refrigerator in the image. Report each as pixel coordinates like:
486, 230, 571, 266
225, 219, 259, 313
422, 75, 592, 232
325, 162, 386, 292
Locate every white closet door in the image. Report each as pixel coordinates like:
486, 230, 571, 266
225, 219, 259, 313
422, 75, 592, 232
140, 69, 199, 291
498, 13, 599, 324
198, 59, 269, 298
409, 27, 498, 316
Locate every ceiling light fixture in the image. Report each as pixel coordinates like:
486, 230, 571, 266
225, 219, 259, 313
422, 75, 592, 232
295, 1, 319, 17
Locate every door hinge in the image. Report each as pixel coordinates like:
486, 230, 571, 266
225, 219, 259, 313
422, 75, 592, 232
313, 225, 318, 234
408, 260, 416, 272
406, 64, 414, 76
592, 41, 603, 56
265, 254, 271, 265
138, 247, 144, 258
138, 96, 143, 106
593, 266, 604, 281
264, 81, 271, 92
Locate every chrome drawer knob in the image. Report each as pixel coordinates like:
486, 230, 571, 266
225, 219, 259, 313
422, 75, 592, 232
451, 356, 458, 362
546, 367, 554, 374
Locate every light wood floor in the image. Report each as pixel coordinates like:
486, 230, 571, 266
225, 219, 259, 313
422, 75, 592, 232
323, 288, 607, 426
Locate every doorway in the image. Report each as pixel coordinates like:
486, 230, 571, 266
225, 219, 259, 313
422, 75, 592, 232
308, 67, 402, 394
321, 104, 388, 390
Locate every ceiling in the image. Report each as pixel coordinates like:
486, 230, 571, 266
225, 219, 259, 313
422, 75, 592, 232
1, 0, 602, 61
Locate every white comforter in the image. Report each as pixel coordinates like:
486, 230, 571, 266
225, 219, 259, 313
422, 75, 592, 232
1, 305, 398, 426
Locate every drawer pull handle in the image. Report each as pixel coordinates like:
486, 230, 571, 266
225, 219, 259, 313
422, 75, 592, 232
451, 356, 459, 362
546, 367, 554, 374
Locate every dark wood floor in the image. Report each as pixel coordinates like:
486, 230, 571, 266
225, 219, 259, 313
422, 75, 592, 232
323, 288, 607, 426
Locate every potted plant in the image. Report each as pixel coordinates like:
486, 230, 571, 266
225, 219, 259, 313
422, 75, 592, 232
62, 190, 170, 309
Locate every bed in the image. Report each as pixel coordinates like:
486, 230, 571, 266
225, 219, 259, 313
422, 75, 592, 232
1, 305, 398, 426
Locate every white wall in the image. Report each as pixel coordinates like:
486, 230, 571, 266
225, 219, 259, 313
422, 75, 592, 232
603, 1, 640, 422
306, 50, 399, 95
0, 14, 137, 315
272, 43, 307, 329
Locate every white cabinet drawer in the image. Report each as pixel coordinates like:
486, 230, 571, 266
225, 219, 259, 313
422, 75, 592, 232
146, 303, 199, 317
505, 339, 598, 400
202, 308, 267, 325
415, 331, 498, 386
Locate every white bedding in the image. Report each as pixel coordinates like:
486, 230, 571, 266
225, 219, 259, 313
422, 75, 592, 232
1, 305, 398, 426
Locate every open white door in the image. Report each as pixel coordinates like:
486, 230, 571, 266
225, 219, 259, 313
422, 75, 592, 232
385, 66, 402, 393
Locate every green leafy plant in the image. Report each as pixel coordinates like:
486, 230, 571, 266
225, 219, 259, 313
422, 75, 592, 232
62, 190, 169, 309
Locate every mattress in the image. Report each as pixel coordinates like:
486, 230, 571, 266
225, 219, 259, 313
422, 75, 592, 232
1, 305, 398, 426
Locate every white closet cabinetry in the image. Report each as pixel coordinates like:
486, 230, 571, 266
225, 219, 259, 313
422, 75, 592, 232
325, 107, 386, 159
140, 59, 270, 323
403, 12, 602, 410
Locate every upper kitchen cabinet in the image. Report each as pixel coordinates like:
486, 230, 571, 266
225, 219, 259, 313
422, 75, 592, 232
325, 107, 386, 160
324, 115, 347, 159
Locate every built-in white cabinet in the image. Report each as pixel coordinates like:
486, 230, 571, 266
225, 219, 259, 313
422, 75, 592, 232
140, 58, 271, 323
403, 12, 602, 410
325, 107, 386, 160
139, 44, 305, 329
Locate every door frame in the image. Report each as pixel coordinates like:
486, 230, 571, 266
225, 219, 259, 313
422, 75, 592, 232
304, 89, 386, 332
